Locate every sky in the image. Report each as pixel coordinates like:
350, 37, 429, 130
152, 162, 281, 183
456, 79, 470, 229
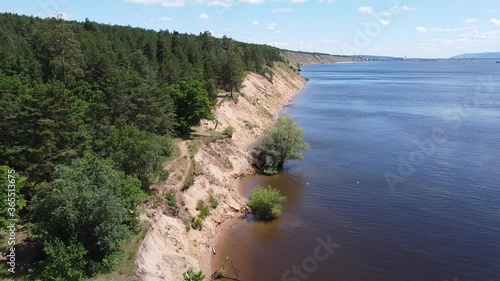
1, 0, 500, 58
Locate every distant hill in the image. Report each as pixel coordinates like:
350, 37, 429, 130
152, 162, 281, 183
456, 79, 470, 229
451, 52, 500, 59
283, 50, 363, 65
354, 55, 405, 61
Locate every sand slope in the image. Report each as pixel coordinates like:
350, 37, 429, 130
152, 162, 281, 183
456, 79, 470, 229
135, 62, 305, 281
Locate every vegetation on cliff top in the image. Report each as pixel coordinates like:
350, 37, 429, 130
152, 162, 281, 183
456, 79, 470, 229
0, 12, 286, 279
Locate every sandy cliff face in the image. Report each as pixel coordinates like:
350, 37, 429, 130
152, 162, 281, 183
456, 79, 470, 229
134, 62, 306, 281
284, 51, 362, 66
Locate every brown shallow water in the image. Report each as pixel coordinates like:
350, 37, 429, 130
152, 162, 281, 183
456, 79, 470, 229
212, 172, 314, 281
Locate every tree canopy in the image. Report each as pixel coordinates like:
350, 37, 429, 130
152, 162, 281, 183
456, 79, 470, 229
169, 78, 213, 133
30, 154, 146, 277
248, 186, 286, 221
255, 115, 309, 174
0, 13, 284, 185
0, 12, 287, 279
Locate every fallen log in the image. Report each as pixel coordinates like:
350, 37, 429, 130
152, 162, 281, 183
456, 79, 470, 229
211, 243, 216, 255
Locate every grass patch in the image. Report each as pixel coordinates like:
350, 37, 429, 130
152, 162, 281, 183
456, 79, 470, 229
188, 140, 199, 156
208, 194, 219, 209
158, 170, 169, 182
166, 192, 178, 209
242, 120, 255, 130
222, 126, 235, 138
183, 174, 195, 190
182, 159, 196, 191
203, 132, 226, 143
196, 200, 210, 219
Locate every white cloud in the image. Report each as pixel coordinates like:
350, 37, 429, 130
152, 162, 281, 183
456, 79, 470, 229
357, 6, 373, 14
252, 20, 260, 25
320, 39, 337, 43
318, 0, 335, 3
125, 0, 186, 7
488, 18, 500, 26
199, 12, 210, 19
417, 26, 427, 32
239, 0, 265, 4
488, 9, 496, 13
290, 0, 307, 3
125, 0, 266, 7
267, 23, 277, 30
428, 25, 477, 32
434, 29, 500, 47
59, 12, 69, 20
401, 5, 416, 11
266, 22, 282, 33
380, 19, 390, 26
417, 29, 500, 54
392, 4, 416, 11
431, 27, 458, 32
200, 0, 233, 6
159, 16, 175, 20
462, 18, 477, 23
272, 8, 294, 13
416, 26, 427, 32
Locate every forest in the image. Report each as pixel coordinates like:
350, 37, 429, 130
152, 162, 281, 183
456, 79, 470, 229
0, 12, 284, 279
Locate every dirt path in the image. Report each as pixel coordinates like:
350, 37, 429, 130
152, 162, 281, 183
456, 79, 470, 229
175, 140, 190, 190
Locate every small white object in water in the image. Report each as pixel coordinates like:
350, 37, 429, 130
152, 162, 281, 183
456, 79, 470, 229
356, 181, 360, 184
306, 182, 309, 185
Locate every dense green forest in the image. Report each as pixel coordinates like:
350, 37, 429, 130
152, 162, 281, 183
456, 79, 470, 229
0, 12, 284, 279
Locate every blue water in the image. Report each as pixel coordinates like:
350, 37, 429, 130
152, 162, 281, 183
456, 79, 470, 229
216, 60, 500, 281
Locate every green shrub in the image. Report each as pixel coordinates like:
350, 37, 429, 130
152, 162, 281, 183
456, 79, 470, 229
222, 126, 235, 138
183, 174, 194, 190
196, 200, 210, 218
190, 216, 204, 230
248, 186, 286, 221
208, 194, 219, 209
36, 239, 87, 281
166, 192, 178, 208
159, 170, 169, 182
183, 268, 205, 281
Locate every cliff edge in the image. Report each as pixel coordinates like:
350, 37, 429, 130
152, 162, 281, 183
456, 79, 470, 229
134, 62, 306, 281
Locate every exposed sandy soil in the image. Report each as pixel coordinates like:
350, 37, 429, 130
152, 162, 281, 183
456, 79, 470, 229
284, 51, 363, 66
134, 62, 306, 281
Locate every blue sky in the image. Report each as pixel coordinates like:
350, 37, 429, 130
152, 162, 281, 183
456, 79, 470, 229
2, 0, 500, 58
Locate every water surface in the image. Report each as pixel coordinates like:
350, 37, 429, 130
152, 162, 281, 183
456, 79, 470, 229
215, 60, 500, 281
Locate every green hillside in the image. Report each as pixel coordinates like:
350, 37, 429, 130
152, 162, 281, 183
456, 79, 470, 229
0, 12, 285, 280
